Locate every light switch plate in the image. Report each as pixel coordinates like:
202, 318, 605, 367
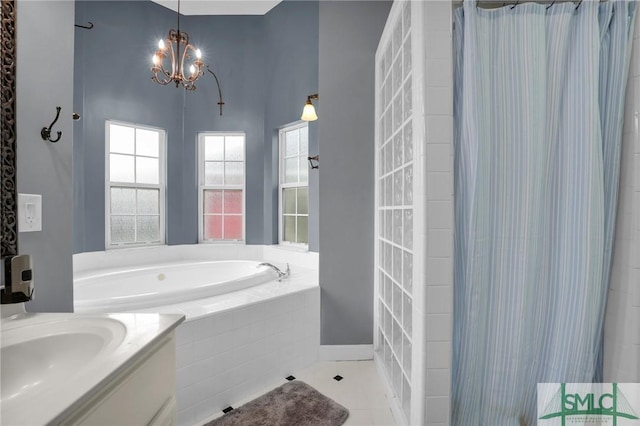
18, 193, 42, 232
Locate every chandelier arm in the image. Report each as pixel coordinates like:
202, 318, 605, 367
206, 65, 225, 116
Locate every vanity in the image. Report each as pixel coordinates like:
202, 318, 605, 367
1, 307, 184, 425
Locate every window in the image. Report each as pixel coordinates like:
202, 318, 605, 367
105, 121, 165, 248
279, 122, 308, 246
198, 133, 245, 242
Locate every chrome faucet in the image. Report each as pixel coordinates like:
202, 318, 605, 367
258, 262, 290, 282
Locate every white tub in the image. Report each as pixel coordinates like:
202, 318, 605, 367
74, 260, 275, 313
73, 245, 320, 426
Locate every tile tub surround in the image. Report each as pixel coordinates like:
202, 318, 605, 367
72, 245, 320, 426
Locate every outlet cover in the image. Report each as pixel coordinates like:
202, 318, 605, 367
18, 193, 42, 232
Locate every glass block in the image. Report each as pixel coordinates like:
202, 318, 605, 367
394, 133, 403, 170
384, 275, 392, 308
136, 215, 160, 242
392, 349, 402, 396
224, 190, 242, 214
393, 209, 402, 245
379, 270, 386, 297
379, 118, 386, 148
403, 251, 413, 295
300, 158, 309, 183
403, 37, 412, 77
403, 79, 412, 122
109, 124, 134, 155
285, 129, 299, 157
404, 209, 413, 250
393, 58, 402, 96
204, 190, 223, 214
404, 166, 413, 205
203, 214, 222, 240
379, 241, 385, 269
300, 127, 308, 155
110, 215, 135, 243
284, 216, 295, 242
392, 19, 402, 59
384, 109, 392, 142
225, 162, 244, 185
205, 136, 224, 161
393, 283, 402, 320
137, 189, 159, 214
384, 45, 392, 80
384, 78, 391, 111
384, 143, 393, 175
402, 375, 411, 420
394, 93, 403, 130
403, 124, 413, 163
283, 188, 296, 214
394, 170, 403, 206
384, 307, 392, 339
403, 2, 411, 35
403, 293, 412, 337
379, 49, 387, 80
225, 136, 244, 161
384, 338, 393, 378
385, 209, 392, 241
285, 157, 298, 183
385, 176, 393, 208
110, 188, 135, 215
135, 128, 159, 157
393, 246, 402, 283
204, 161, 224, 185
384, 243, 392, 276
403, 332, 412, 377
379, 211, 384, 237
110, 154, 135, 183
296, 216, 308, 244
136, 157, 159, 184
297, 188, 308, 214
223, 215, 243, 240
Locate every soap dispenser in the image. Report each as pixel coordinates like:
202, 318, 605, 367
1, 254, 34, 304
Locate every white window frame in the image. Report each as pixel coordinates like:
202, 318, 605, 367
105, 120, 166, 249
197, 132, 246, 243
278, 121, 309, 248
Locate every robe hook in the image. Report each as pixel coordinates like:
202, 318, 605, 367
75, 22, 94, 30
41, 106, 63, 143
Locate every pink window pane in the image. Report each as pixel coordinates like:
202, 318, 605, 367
224, 190, 242, 214
204, 190, 223, 214
223, 215, 243, 240
204, 215, 222, 240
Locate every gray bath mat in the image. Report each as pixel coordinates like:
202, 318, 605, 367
203, 380, 349, 426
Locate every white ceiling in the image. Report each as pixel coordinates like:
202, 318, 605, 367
151, 0, 283, 16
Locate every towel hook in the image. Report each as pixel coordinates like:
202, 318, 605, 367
510, 0, 520, 9
41, 106, 62, 143
546, 0, 556, 9
575, 0, 582, 10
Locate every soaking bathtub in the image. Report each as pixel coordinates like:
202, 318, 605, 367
72, 245, 320, 426
74, 260, 275, 313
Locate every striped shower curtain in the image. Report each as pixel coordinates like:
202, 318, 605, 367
452, 1, 637, 425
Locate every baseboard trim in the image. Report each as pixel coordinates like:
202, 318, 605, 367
319, 344, 374, 361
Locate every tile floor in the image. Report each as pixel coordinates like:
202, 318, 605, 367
197, 360, 397, 426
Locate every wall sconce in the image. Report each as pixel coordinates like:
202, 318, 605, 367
301, 93, 318, 121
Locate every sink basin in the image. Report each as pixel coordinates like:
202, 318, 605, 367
1, 318, 126, 405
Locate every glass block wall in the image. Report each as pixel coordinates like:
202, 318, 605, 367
375, 1, 414, 423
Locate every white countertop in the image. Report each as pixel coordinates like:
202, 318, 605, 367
0, 311, 184, 426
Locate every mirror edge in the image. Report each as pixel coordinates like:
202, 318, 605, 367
1, 0, 18, 258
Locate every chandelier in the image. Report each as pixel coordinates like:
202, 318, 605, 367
151, 0, 204, 90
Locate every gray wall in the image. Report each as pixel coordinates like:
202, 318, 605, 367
17, 0, 75, 312
318, 1, 391, 345
73, 0, 319, 253
263, 0, 319, 250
